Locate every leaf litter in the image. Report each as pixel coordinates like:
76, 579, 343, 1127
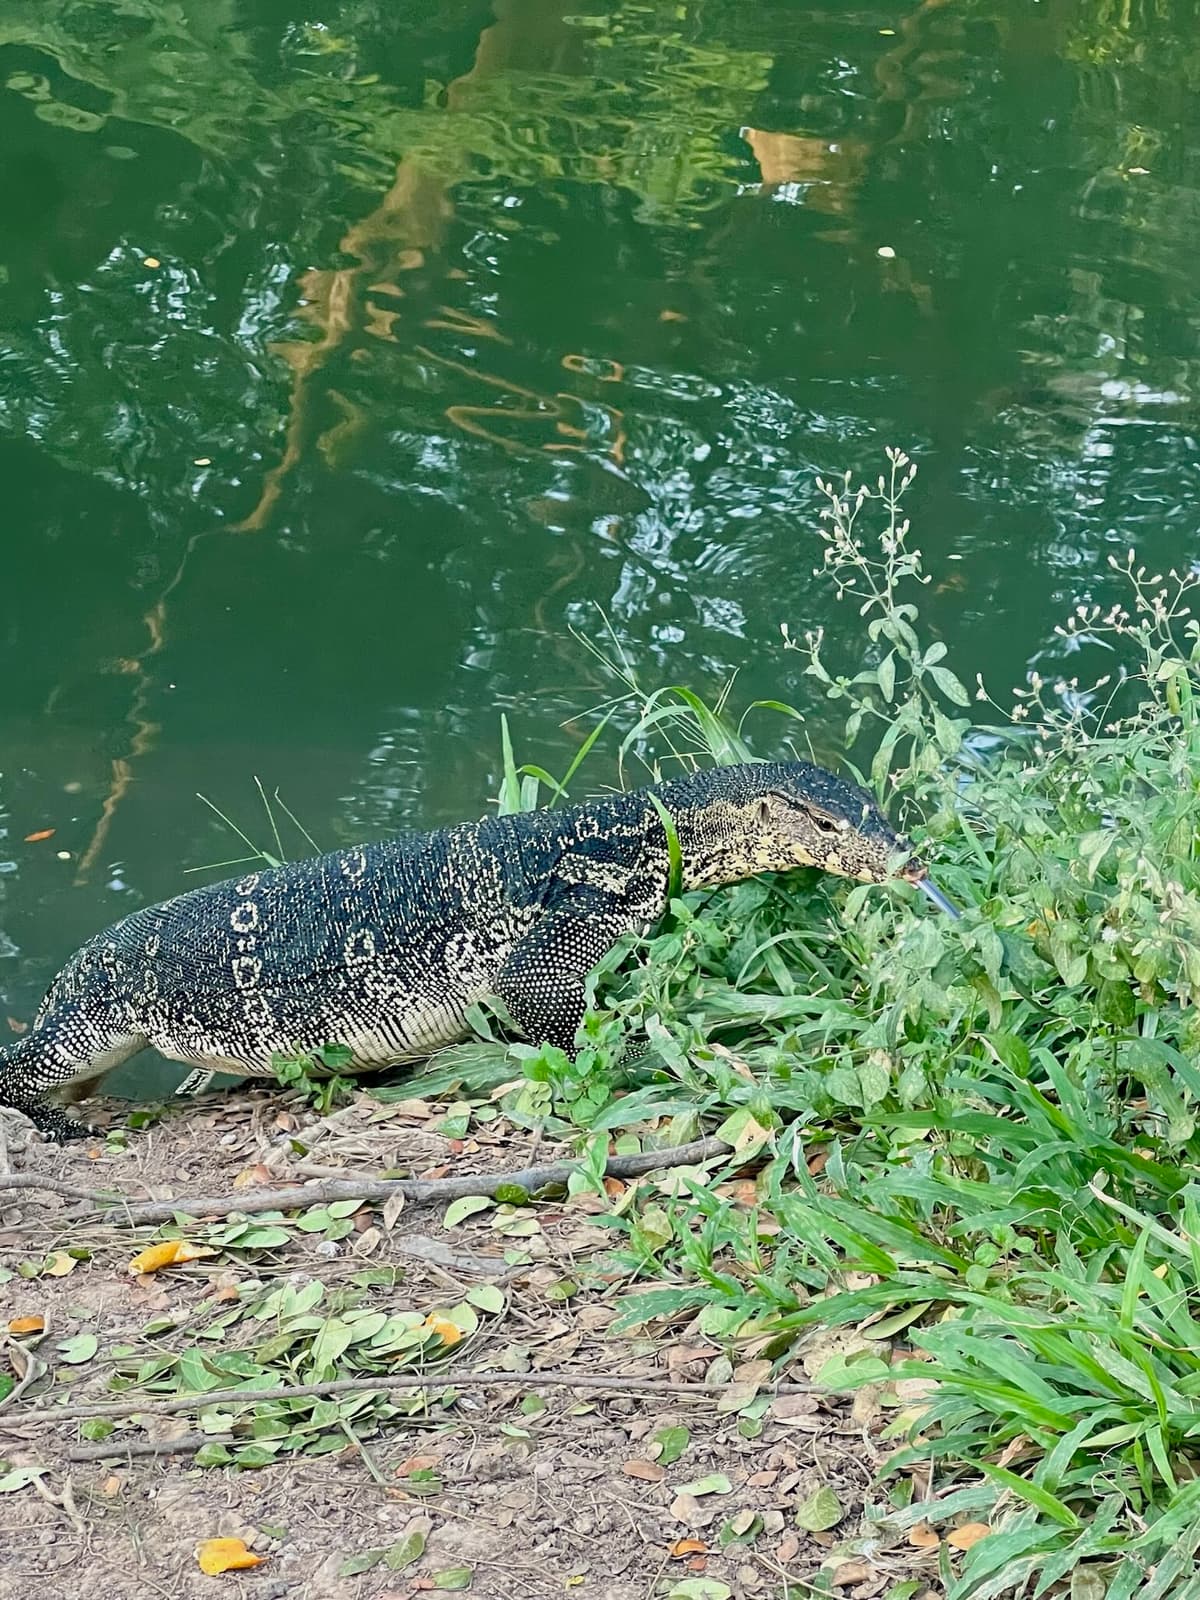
0, 1084, 951, 1600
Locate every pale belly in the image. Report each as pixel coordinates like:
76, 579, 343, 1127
150, 988, 483, 1080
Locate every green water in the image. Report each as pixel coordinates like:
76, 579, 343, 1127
1, 0, 1198, 1082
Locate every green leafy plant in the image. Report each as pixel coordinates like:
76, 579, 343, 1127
271, 1043, 356, 1115
484, 449, 1200, 1597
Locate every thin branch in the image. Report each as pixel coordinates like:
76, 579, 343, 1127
0, 1138, 732, 1229
26, 1367, 818, 1427
67, 1432, 231, 1463
0, 1174, 124, 1204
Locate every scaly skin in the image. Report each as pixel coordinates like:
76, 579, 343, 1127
0, 761, 913, 1141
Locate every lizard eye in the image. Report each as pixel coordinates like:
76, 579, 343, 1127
810, 813, 841, 836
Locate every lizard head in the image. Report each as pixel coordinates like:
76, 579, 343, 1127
660, 761, 957, 914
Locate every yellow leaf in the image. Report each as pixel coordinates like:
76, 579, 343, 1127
422, 1313, 464, 1348
23, 829, 55, 843
669, 1539, 707, 1558
44, 1252, 77, 1277
948, 1522, 992, 1551
128, 1239, 216, 1275
907, 1522, 941, 1550
195, 1538, 265, 1575
232, 1164, 273, 1190
7, 1315, 45, 1334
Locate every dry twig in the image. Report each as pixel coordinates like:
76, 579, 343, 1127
0, 1137, 732, 1227
67, 1432, 231, 1463
24, 1367, 817, 1427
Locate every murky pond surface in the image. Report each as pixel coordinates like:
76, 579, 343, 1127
1, 0, 1198, 1078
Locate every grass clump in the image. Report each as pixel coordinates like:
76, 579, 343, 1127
498, 450, 1200, 1597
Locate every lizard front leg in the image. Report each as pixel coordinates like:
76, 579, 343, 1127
493, 890, 635, 1055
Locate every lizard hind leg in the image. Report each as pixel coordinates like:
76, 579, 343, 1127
0, 1007, 147, 1143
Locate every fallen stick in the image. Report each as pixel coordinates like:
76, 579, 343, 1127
0, 1174, 124, 1205
0, 1137, 733, 1228
67, 1432, 231, 1463
22, 1367, 818, 1427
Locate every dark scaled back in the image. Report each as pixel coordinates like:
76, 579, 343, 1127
0, 755, 915, 1143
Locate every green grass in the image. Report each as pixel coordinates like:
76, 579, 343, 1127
488, 450, 1200, 1597
188, 449, 1200, 1594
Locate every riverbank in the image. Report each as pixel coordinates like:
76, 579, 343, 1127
0, 1085, 919, 1600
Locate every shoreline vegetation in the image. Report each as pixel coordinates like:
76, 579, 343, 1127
9, 452, 1200, 1597
457, 448, 1200, 1595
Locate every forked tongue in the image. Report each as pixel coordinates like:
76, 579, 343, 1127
917, 876, 961, 919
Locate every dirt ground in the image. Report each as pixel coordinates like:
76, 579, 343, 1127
0, 1085, 939, 1600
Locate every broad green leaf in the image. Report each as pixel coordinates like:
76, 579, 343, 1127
385, 1530, 427, 1569
310, 1317, 354, 1370
654, 1425, 689, 1466
796, 1485, 843, 1532
443, 1195, 493, 1228
57, 1333, 98, 1364
674, 1473, 732, 1497
466, 1283, 505, 1314
430, 1567, 472, 1591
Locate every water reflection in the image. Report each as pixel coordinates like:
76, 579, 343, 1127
0, 0, 1199, 1054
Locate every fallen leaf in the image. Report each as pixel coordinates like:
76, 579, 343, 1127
142, 257, 161, 269
0, 1468, 42, 1492
99, 1475, 121, 1497
7, 1316, 44, 1335
770, 1394, 820, 1421
7, 1017, 27, 1035
651, 1424, 690, 1466
799, 1325, 882, 1380
602, 1177, 626, 1197
422, 1314, 463, 1348
623, 1459, 666, 1482
832, 1561, 873, 1587
57, 1332, 99, 1364
394, 1455, 441, 1477
907, 1523, 941, 1550
665, 1345, 715, 1375
674, 1474, 732, 1497
385, 1528, 427, 1569
44, 1252, 77, 1277
795, 1486, 843, 1533
429, 1566, 471, 1591
384, 1098, 434, 1119
774, 1533, 800, 1563
232, 1164, 273, 1189
23, 829, 55, 843
666, 1579, 730, 1600
893, 1376, 939, 1404
669, 1539, 707, 1558
128, 1239, 217, 1275
670, 1493, 706, 1527
195, 1537, 265, 1575
732, 1359, 773, 1385
948, 1523, 992, 1551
